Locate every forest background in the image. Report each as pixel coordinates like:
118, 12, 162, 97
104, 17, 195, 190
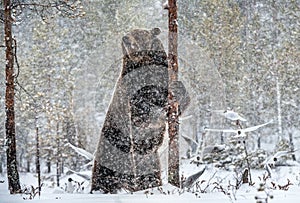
0, 0, 299, 186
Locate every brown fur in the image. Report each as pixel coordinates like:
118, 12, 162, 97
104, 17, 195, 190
91, 28, 189, 193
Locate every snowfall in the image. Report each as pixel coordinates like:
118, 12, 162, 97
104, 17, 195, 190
1, 159, 300, 203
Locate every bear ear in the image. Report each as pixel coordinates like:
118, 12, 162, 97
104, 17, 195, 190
151, 28, 161, 36
122, 35, 130, 44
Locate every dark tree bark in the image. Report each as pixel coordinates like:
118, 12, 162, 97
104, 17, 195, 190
35, 118, 41, 197
4, 0, 21, 194
26, 160, 30, 173
56, 122, 61, 187
288, 132, 296, 161
0, 155, 3, 173
167, 0, 180, 187
46, 159, 51, 173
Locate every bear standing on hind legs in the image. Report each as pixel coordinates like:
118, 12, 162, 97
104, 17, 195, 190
91, 28, 190, 193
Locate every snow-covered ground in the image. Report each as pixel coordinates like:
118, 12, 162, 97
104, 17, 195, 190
1, 161, 300, 203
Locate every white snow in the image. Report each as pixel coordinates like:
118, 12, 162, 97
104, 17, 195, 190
66, 143, 94, 160
1, 163, 300, 203
205, 120, 273, 139
212, 110, 247, 122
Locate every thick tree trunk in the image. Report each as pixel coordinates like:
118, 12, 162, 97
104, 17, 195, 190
167, 0, 180, 187
4, 0, 21, 194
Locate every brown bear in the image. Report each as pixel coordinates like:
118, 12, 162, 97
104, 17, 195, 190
91, 28, 189, 193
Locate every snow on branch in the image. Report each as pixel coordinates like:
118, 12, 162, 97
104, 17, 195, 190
66, 143, 94, 160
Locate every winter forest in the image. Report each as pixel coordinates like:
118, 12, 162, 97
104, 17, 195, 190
0, 0, 299, 202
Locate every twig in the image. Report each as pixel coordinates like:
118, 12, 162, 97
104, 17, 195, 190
202, 170, 218, 192
13, 38, 20, 79
278, 179, 293, 191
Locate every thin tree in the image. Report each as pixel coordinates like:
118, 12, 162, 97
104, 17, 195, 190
1, 0, 83, 194
35, 108, 41, 197
167, 0, 180, 187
